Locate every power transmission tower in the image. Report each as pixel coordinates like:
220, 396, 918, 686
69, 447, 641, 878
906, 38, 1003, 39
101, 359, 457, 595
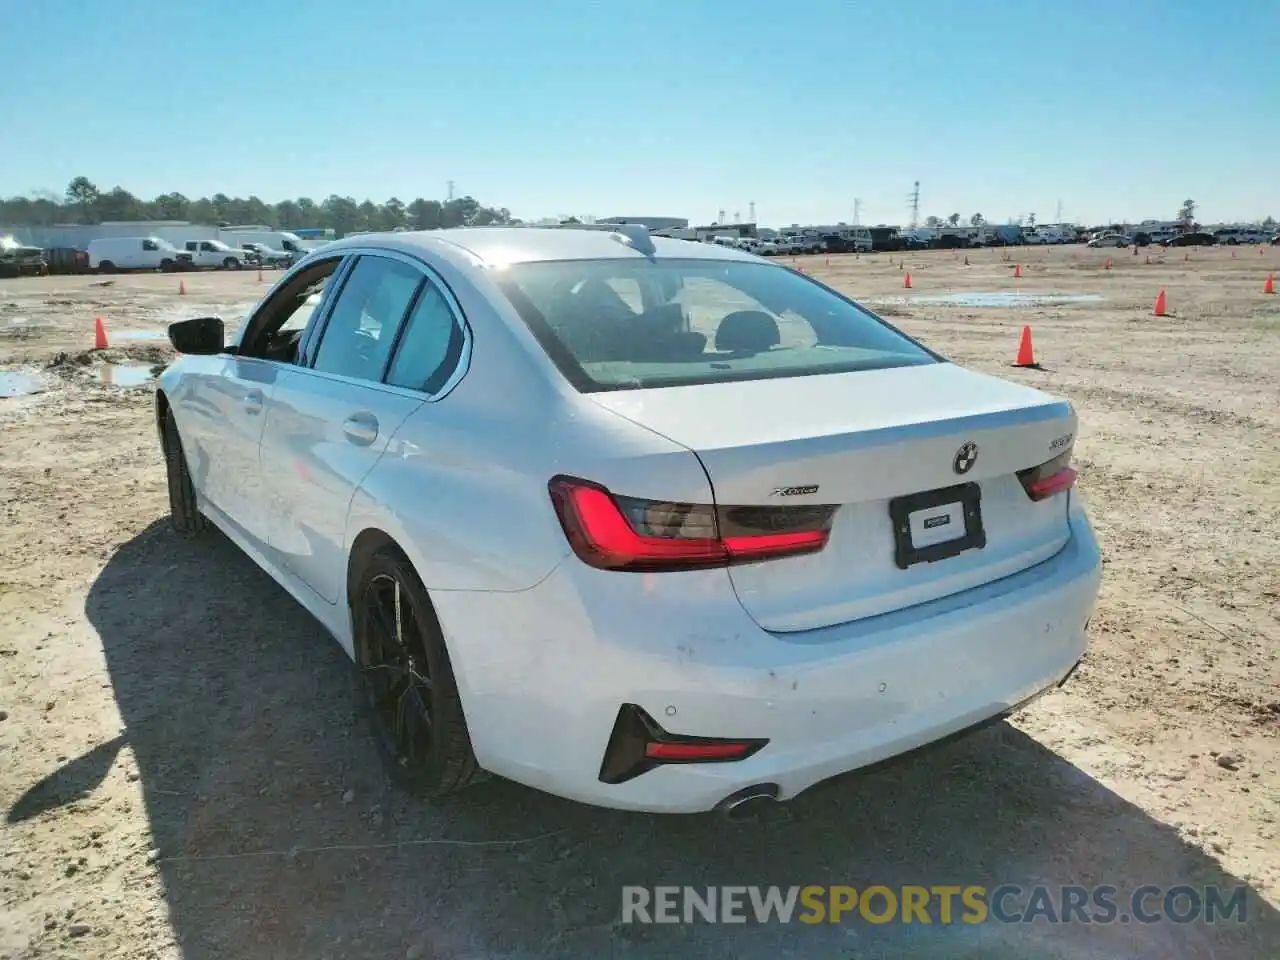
908, 181, 920, 229
446, 181, 456, 202
1056, 199, 1063, 223
717, 208, 726, 224
748, 201, 756, 223
853, 198, 862, 225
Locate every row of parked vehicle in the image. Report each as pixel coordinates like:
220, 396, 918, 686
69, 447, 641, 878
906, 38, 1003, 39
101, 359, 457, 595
706, 234, 875, 256
1086, 229, 1280, 249
83, 235, 302, 274
0, 232, 309, 279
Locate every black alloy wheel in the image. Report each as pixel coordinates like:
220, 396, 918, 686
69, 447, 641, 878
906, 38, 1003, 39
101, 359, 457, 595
354, 551, 481, 797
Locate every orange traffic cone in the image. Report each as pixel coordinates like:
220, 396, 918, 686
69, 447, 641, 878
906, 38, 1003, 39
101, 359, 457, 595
1153, 289, 1167, 316
1231, 249, 1237, 259
963, 255, 969, 266
179, 279, 186, 296
1145, 255, 1151, 264
257, 268, 264, 282
1104, 258, 1113, 270
1184, 252, 1189, 262
1013, 263, 1022, 278
94, 317, 109, 349
1013, 326, 1037, 367
904, 272, 913, 289
1265, 273, 1275, 295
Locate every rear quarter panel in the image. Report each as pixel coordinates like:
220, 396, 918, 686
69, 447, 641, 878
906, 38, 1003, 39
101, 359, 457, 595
343, 247, 717, 595
345, 370, 713, 595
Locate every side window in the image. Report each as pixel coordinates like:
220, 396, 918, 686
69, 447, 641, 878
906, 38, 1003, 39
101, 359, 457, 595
386, 281, 463, 393
185, 242, 197, 251
312, 256, 422, 382
142, 239, 158, 251
200, 241, 216, 252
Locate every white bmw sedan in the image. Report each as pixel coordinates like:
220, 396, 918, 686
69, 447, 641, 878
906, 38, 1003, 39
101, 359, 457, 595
156, 225, 1102, 814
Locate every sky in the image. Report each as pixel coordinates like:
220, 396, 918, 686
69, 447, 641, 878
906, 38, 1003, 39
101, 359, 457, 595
3, 1, 1278, 228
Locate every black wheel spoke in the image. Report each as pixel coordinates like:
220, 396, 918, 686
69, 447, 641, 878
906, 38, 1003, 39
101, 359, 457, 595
365, 591, 400, 648
360, 572, 434, 770
376, 671, 410, 712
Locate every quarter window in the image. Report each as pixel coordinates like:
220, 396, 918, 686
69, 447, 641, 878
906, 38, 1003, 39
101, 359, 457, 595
386, 281, 462, 393
312, 255, 422, 382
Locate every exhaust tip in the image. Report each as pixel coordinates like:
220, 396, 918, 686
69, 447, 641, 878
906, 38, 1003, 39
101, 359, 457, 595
715, 783, 782, 821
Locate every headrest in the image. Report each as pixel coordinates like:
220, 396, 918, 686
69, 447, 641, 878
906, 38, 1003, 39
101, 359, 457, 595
714, 310, 780, 353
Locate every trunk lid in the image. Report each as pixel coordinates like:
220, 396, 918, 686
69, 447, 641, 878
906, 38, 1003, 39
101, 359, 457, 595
589, 363, 1077, 632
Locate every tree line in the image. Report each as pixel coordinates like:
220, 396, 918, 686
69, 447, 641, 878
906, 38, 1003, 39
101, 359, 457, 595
0, 177, 517, 237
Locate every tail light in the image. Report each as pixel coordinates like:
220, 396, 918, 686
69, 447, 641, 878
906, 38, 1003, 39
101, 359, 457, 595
1017, 450, 1077, 501
548, 475, 837, 572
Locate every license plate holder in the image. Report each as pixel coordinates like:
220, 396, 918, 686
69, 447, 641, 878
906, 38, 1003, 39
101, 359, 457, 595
889, 482, 986, 570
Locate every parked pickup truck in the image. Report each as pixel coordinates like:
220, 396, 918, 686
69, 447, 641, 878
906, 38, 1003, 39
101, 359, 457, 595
181, 239, 253, 270
239, 242, 295, 268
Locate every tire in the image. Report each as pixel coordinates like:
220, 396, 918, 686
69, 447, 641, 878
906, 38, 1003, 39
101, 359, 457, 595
353, 549, 482, 798
162, 409, 209, 538
98, 261, 116, 274
160, 258, 175, 273
223, 257, 241, 270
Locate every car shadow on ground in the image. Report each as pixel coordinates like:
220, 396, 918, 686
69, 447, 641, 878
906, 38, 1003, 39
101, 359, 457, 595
21, 520, 1276, 958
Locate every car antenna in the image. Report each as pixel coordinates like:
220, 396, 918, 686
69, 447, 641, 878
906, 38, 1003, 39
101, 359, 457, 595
544, 221, 657, 258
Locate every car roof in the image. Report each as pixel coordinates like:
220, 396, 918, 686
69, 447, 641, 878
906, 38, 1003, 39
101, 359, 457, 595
316, 226, 764, 267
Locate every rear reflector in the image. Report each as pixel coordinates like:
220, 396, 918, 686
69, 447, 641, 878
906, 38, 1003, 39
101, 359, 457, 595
549, 475, 836, 572
1017, 451, 1077, 502
644, 741, 757, 761
599, 703, 768, 784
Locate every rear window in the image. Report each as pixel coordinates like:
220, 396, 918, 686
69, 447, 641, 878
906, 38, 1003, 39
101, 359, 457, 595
494, 259, 938, 393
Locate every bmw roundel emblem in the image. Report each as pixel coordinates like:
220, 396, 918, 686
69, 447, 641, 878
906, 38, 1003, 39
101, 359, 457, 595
953, 442, 979, 475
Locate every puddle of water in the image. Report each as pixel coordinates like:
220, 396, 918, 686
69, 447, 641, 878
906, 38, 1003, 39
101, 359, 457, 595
112, 328, 168, 342
873, 291, 1104, 308
0, 371, 48, 398
99, 363, 156, 388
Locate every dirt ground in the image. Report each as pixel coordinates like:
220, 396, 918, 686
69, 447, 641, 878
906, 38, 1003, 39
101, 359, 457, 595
1, 244, 1277, 959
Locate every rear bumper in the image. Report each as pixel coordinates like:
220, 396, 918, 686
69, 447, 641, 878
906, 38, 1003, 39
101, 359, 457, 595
432, 495, 1102, 813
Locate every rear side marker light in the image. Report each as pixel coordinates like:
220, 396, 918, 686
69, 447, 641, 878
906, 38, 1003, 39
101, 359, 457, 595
1017, 450, 1077, 502
599, 703, 768, 784
549, 475, 836, 572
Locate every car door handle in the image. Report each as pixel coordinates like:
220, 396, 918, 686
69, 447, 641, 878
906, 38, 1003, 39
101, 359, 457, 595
343, 413, 379, 446
244, 389, 264, 415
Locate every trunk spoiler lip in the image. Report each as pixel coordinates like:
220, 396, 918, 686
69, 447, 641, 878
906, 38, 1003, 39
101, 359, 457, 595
596, 395, 1075, 460
585, 367, 1077, 456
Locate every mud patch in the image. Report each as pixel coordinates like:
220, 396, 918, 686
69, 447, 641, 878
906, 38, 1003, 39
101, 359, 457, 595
47, 344, 172, 372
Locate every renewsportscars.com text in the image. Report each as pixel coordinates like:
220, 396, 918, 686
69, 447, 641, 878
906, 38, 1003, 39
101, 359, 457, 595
621, 884, 1249, 925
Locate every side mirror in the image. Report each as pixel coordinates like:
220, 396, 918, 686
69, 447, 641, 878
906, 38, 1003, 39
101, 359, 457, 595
169, 316, 225, 355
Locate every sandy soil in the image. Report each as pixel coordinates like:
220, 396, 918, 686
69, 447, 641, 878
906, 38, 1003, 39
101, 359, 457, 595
1, 245, 1277, 959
